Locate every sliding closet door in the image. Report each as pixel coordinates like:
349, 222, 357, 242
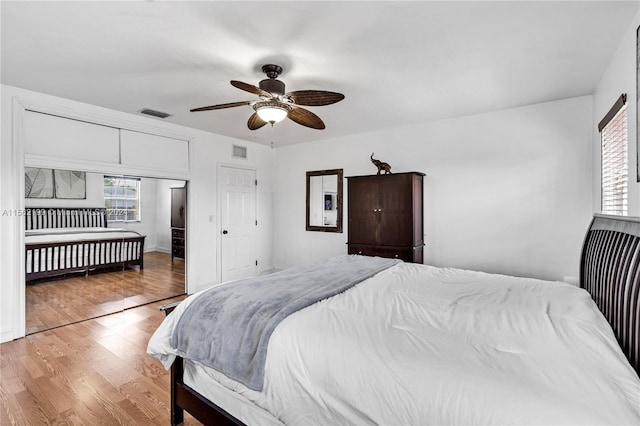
117, 177, 187, 309
25, 173, 187, 335
24, 171, 127, 334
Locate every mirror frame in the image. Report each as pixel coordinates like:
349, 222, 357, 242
306, 169, 343, 233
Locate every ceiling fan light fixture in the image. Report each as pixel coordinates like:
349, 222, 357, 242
254, 101, 291, 124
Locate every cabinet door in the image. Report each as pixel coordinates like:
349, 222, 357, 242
24, 111, 120, 163
347, 177, 380, 245
120, 129, 189, 173
377, 175, 414, 246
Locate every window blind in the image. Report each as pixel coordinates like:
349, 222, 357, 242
104, 176, 141, 221
600, 95, 628, 216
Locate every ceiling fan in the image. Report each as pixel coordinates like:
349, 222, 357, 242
190, 64, 345, 130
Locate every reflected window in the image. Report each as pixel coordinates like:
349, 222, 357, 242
104, 176, 141, 222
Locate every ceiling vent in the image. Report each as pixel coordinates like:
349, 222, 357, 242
232, 145, 248, 160
139, 108, 172, 119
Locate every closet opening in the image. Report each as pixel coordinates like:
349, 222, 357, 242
24, 171, 187, 334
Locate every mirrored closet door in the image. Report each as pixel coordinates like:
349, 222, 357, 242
24, 170, 187, 334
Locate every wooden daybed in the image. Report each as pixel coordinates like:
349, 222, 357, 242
152, 213, 640, 425
25, 207, 146, 281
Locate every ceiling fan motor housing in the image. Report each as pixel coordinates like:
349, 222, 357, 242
259, 78, 285, 96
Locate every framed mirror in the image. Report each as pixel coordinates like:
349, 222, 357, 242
306, 169, 343, 233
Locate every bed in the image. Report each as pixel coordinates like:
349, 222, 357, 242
147, 213, 640, 425
25, 207, 146, 281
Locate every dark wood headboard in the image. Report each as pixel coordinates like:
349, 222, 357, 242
25, 207, 107, 230
580, 213, 640, 376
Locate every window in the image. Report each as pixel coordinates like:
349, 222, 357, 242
599, 94, 628, 216
104, 176, 141, 222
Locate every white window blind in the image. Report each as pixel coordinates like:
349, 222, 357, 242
104, 176, 141, 222
600, 94, 628, 216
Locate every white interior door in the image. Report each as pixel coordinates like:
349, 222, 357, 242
220, 166, 257, 282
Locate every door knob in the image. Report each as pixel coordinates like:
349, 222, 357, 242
222, 230, 228, 234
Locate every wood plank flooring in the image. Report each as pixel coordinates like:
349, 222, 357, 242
26, 251, 185, 335
1, 296, 203, 425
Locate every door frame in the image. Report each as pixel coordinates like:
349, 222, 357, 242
7, 96, 192, 342
216, 163, 258, 284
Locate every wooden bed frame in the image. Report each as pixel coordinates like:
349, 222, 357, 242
25, 207, 146, 282
161, 213, 640, 426
580, 214, 640, 375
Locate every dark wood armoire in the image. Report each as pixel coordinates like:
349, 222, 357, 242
347, 172, 424, 263
171, 187, 186, 261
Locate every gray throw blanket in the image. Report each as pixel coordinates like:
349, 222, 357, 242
171, 255, 400, 391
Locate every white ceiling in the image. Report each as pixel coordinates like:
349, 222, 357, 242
1, 1, 638, 147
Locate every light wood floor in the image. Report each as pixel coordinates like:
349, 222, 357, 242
1, 296, 204, 425
26, 251, 185, 335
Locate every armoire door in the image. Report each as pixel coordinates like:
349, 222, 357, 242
377, 175, 414, 247
347, 176, 380, 245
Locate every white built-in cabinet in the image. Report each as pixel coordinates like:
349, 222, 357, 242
120, 129, 188, 173
23, 111, 189, 174
24, 111, 120, 163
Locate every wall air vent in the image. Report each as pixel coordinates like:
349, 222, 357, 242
232, 145, 248, 160
139, 108, 172, 119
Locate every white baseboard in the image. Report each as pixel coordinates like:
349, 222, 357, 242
1, 328, 16, 344
144, 246, 171, 254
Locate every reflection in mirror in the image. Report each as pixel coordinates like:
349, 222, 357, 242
306, 169, 343, 233
24, 171, 187, 335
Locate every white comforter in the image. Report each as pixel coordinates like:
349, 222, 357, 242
148, 261, 640, 425
25, 227, 142, 243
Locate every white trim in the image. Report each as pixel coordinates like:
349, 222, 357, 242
10, 96, 194, 340
18, 98, 192, 142
13, 97, 27, 339
184, 145, 193, 294
0, 329, 15, 343
24, 154, 191, 181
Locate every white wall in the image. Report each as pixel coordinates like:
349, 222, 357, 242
274, 96, 593, 282
0, 84, 274, 342
592, 10, 640, 215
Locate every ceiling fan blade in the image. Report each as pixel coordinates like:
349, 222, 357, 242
288, 107, 326, 130
247, 112, 268, 130
190, 101, 251, 112
231, 80, 271, 97
286, 90, 345, 106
